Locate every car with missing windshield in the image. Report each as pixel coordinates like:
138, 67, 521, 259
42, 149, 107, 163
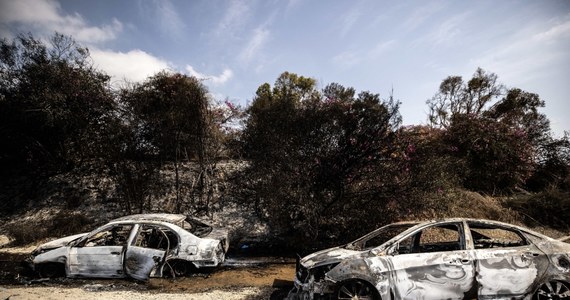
287, 218, 570, 300
29, 213, 229, 280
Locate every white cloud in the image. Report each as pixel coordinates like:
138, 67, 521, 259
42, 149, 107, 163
0, 0, 62, 23
185, 65, 234, 85
0, 0, 122, 43
239, 27, 270, 64
91, 49, 171, 83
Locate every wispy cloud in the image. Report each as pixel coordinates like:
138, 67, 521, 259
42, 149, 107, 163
533, 19, 570, 42
339, 8, 361, 38
152, 0, 185, 39
401, 1, 445, 32
214, 0, 251, 38
286, 0, 303, 11
0, 0, 122, 43
239, 26, 270, 65
412, 12, 469, 48
469, 16, 570, 85
185, 65, 234, 85
333, 40, 396, 67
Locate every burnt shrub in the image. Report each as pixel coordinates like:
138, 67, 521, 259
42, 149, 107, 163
6, 211, 93, 246
443, 114, 534, 194
6, 223, 47, 246
48, 212, 93, 237
238, 74, 406, 250
507, 187, 570, 230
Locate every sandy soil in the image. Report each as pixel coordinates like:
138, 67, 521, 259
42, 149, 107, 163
0, 286, 277, 300
0, 264, 295, 300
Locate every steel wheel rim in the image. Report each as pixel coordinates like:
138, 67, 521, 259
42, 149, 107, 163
172, 261, 188, 277
337, 281, 374, 300
536, 281, 570, 300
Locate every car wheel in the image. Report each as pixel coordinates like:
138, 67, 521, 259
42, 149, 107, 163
164, 260, 191, 278
534, 280, 570, 300
37, 262, 64, 278
336, 280, 379, 300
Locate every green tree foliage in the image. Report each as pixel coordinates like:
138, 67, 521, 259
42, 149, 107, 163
0, 33, 114, 173
240, 72, 404, 245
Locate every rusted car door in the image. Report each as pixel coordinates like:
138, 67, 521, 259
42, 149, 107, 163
467, 221, 550, 299
124, 224, 171, 280
387, 222, 476, 299
68, 224, 133, 278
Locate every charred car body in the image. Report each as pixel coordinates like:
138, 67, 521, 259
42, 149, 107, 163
288, 218, 570, 300
30, 213, 229, 280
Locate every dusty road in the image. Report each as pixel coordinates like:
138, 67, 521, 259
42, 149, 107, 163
0, 251, 296, 300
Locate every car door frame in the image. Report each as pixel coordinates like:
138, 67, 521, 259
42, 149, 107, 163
123, 223, 177, 280
67, 223, 136, 278
465, 221, 550, 299
386, 221, 477, 300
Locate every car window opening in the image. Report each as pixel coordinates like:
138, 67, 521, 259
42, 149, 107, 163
468, 222, 528, 249
135, 225, 179, 251
83, 225, 133, 247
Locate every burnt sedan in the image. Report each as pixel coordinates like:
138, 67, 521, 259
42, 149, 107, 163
287, 218, 570, 300
30, 213, 229, 280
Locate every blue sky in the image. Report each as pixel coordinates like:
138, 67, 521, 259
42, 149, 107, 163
1, 0, 569, 135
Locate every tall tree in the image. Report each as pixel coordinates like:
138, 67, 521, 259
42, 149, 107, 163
0, 33, 114, 174
120, 72, 219, 213
240, 72, 404, 244
426, 68, 561, 194
427, 68, 504, 128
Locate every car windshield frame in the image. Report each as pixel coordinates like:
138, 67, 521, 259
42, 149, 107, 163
346, 222, 418, 251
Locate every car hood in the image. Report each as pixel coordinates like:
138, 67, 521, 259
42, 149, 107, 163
301, 246, 365, 269
33, 233, 87, 254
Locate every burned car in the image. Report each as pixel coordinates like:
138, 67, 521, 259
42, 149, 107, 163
30, 213, 229, 280
288, 218, 570, 300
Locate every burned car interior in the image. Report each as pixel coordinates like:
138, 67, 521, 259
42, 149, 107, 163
79, 225, 133, 247
134, 225, 179, 251
468, 222, 529, 249
396, 223, 463, 254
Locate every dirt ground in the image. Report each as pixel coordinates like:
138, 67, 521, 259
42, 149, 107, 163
0, 241, 296, 300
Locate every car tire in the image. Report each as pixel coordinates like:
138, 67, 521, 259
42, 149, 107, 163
164, 260, 192, 278
533, 280, 570, 300
335, 280, 379, 300
37, 262, 64, 278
